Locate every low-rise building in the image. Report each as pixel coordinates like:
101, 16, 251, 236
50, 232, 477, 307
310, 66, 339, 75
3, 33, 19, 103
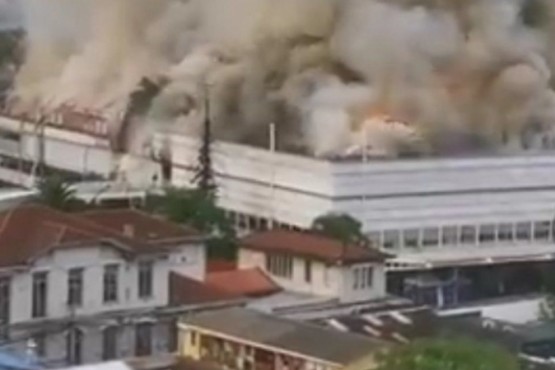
0, 205, 219, 366
238, 230, 388, 303
178, 307, 387, 370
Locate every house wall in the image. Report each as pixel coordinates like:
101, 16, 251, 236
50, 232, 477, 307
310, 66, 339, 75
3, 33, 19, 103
238, 249, 386, 302
8, 243, 203, 324
8, 320, 174, 365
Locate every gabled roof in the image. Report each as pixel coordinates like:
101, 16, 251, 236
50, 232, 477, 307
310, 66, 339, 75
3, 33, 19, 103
79, 209, 200, 243
0, 204, 201, 267
206, 268, 281, 297
183, 307, 386, 365
241, 230, 387, 265
169, 272, 242, 306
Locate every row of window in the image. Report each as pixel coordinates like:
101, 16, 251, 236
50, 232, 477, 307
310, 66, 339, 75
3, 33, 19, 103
28, 261, 154, 319
266, 255, 316, 284
33, 322, 154, 364
371, 220, 554, 250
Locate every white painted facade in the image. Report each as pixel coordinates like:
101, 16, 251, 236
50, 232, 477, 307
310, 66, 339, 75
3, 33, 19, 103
2, 116, 555, 264
1, 239, 205, 365
238, 249, 386, 303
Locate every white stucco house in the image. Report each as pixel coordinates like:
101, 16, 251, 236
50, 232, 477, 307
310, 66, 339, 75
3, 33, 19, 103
235, 230, 395, 318
0, 204, 231, 366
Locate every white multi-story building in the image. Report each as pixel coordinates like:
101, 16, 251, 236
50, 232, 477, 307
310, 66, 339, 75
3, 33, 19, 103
1, 115, 555, 305
0, 204, 210, 366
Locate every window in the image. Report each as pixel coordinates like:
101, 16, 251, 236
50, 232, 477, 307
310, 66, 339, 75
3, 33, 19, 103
138, 261, 153, 299
479, 224, 496, 243
460, 226, 476, 244
0, 277, 10, 338
304, 259, 312, 283
103, 264, 119, 303
383, 230, 400, 249
265, 254, 293, 279
190, 331, 198, 346
516, 222, 531, 241
441, 226, 458, 246
498, 223, 513, 241
403, 229, 419, 248
66, 328, 83, 365
67, 268, 83, 307
32, 272, 48, 318
353, 267, 373, 290
102, 326, 118, 360
534, 221, 551, 240
135, 323, 152, 356
422, 228, 439, 247
366, 267, 373, 288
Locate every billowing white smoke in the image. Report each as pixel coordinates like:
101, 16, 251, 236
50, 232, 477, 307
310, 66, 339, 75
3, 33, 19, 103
9, 0, 555, 157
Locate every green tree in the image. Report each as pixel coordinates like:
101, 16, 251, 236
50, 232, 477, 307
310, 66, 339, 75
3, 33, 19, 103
311, 213, 368, 246
150, 187, 236, 260
374, 339, 518, 370
37, 176, 78, 211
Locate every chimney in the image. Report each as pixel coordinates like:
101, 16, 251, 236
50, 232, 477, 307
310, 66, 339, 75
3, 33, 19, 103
123, 223, 135, 238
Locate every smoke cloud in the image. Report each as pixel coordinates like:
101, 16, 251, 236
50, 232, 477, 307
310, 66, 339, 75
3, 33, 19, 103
7, 0, 555, 157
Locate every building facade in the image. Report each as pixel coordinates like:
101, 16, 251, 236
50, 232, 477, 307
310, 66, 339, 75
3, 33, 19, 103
238, 230, 387, 303
0, 205, 206, 366
178, 307, 384, 370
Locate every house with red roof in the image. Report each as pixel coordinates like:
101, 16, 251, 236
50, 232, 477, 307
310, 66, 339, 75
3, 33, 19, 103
0, 204, 241, 367
238, 230, 389, 304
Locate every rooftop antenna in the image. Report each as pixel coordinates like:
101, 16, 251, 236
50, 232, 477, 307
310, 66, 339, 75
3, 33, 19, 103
192, 82, 216, 195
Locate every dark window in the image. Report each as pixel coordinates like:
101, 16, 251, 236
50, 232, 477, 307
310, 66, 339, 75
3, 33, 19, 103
32, 272, 48, 318
498, 223, 513, 241
534, 221, 551, 240
366, 267, 374, 288
479, 224, 496, 243
304, 259, 312, 283
383, 230, 399, 249
67, 268, 83, 307
103, 264, 119, 303
460, 226, 476, 244
135, 323, 152, 356
0, 277, 10, 338
66, 328, 83, 365
422, 228, 439, 247
517, 222, 531, 241
441, 226, 458, 245
403, 229, 419, 248
102, 326, 118, 360
138, 261, 153, 299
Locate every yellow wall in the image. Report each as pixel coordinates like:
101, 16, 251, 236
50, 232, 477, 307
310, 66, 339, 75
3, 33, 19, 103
179, 327, 201, 360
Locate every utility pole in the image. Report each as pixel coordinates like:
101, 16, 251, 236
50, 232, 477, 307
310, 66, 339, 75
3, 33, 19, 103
269, 123, 276, 229
192, 83, 216, 195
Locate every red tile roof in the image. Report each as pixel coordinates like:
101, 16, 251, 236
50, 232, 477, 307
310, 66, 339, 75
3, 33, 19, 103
0, 204, 201, 267
206, 268, 281, 297
79, 209, 200, 243
241, 230, 388, 265
169, 272, 242, 306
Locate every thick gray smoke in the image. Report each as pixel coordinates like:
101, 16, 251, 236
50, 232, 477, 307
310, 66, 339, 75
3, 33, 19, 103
9, 0, 555, 157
